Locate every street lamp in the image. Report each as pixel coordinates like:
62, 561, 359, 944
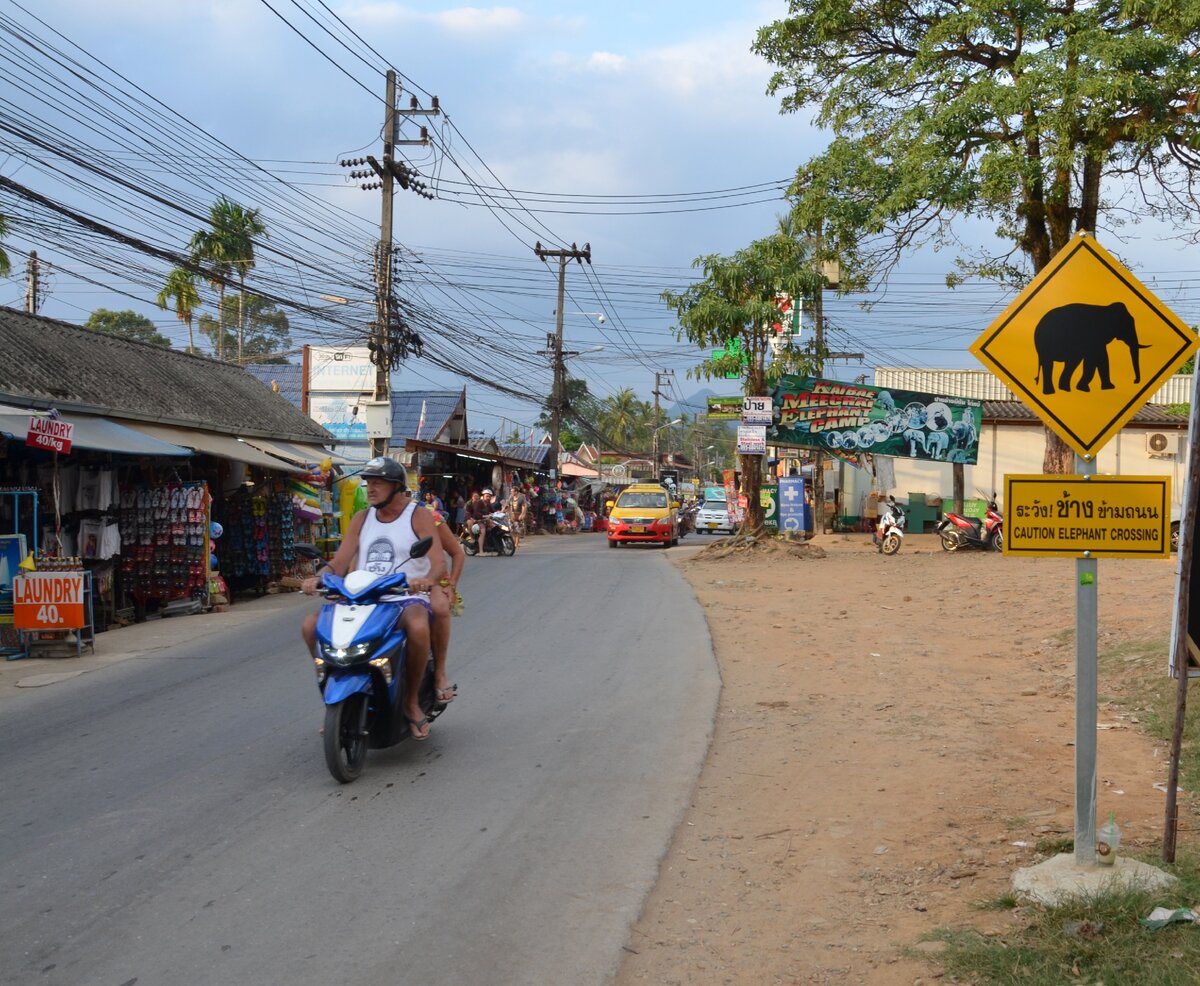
652, 417, 682, 480
553, 309, 607, 324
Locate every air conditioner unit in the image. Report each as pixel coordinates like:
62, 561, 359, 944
1146, 431, 1177, 457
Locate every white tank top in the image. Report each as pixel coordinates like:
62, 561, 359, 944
356, 501, 431, 581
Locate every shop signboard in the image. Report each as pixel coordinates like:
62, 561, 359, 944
1004, 475, 1170, 558
741, 396, 772, 425
307, 346, 375, 394
778, 476, 806, 532
13, 572, 85, 629
309, 396, 369, 440
761, 486, 778, 529
26, 415, 73, 455
770, 376, 983, 464
706, 396, 742, 420
737, 425, 767, 455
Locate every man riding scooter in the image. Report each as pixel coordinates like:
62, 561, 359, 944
301, 457, 446, 739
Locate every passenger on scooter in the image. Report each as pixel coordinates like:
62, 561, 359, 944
300, 457, 445, 740
428, 509, 465, 704
464, 489, 497, 555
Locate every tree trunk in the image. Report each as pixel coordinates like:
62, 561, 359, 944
741, 452, 764, 533
216, 285, 226, 359
238, 273, 246, 364
186, 316, 194, 354
1043, 428, 1074, 474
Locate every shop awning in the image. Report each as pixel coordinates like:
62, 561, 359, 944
0, 404, 193, 457
116, 421, 305, 473
239, 437, 353, 468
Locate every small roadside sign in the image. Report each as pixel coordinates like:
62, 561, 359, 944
1005, 474, 1170, 558
736, 425, 766, 455
741, 395, 772, 424
13, 572, 86, 629
970, 232, 1198, 458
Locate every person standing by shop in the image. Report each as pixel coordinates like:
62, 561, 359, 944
507, 485, 528, 549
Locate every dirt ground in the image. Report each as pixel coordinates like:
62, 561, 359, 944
613, 532, 1188, 986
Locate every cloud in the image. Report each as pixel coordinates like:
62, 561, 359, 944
342, 3, 529, 38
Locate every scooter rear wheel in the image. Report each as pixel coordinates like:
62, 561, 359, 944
462, 538, 477, 556
324, 694, 369, 784
939, 530, 962, 552
881, 532, 902, 555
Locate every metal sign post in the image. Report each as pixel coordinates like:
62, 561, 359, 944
1074, 455, 1098, 865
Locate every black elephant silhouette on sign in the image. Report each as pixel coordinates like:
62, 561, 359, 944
1033, 302, 1150, 396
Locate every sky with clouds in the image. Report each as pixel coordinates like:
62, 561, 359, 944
2, 0, 1198, 439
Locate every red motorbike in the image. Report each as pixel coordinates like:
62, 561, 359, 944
936, 494, 1004, 552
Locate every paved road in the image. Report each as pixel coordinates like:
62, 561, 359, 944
0, 533, 719, 986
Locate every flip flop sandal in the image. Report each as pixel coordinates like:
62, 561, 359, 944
436, 684, 458, 704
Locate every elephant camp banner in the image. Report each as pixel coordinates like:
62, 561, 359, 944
769, 376, 983, 464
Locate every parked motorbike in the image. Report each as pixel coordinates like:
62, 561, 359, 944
460, 511, 515, 556
296, 538, 448, 784
937, 494, 1004, 552
872, 495, 907, 555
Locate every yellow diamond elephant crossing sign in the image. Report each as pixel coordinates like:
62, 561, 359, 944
969, 232, 1198, 459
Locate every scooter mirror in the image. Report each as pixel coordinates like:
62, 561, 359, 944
409, 536, 435, 559
293, 543, 322, 560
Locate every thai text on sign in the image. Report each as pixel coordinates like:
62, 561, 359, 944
13, 572, 86, 629
1004, 475, 1170, 558
26, 415, 74, 455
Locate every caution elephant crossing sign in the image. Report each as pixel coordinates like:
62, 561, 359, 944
969, 232, 1198, 458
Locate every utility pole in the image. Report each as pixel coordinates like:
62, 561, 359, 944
24, 251, 40, 315
652, 369, 673, 480
341, 70, 438, 459
534, 241, 591, 480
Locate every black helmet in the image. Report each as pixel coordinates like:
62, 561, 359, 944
360, 456, 408, 488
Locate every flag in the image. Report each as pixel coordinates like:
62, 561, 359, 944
416, 400, 426, 440
527, 426, 535, 447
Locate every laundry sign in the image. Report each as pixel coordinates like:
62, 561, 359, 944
26, 415, 73, 454
13, 572, 86, 629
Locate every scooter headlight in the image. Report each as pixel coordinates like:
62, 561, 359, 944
318, 640, 376, 665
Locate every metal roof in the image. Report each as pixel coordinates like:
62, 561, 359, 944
0, 307, 331, 444
983, 400, 1187, 426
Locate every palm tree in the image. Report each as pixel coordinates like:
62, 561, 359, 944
598, 388, 650, 449
213, 197, 266, 364
156, 267, 202, 353
0, 212, 11, 278
188, 226, 233, 359
188, 196, 266, 362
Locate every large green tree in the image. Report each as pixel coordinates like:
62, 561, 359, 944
537, 376, 589, 450
84, 308, 172, 347
197, 293, 291, 364
156, 267, 201, 354
664, 227, 825, 535
754, 0, 1200, 472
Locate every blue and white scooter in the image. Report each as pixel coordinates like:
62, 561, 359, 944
298, 537, 446, 783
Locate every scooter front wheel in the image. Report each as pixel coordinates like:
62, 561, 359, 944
991, 529, 1004, 552
881, 532, 902, 555
939, 529, 962, 552
499, 534, 515, 556
324, 694, 369, 784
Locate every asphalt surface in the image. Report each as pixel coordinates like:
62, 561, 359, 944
0, 531, 719, 986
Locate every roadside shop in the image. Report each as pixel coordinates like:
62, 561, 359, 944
0, 307, 341, 654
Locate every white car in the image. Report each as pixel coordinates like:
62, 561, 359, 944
696, 490, 735, 535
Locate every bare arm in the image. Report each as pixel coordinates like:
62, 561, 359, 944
436, 517, 466, 587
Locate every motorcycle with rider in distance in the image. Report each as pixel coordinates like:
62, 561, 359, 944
872, 495, 906, 555
460, 510, 515, 556
295, 538, 449, 784
936, 493, 1004, 552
